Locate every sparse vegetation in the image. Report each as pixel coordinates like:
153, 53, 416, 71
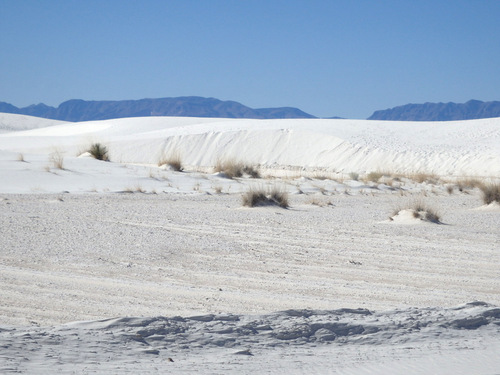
124, 185, 146, 193
215, 159, 260, 179
88, 143, 109, 161
391, 199, 441, 223
242, 187, 289, 208
158, 150, 183, 171
49, 149, 64, 169
307, 196, 332, 207
407, 172, 439, 184
366, 171, 384, 183
17, 153, 25, 162
479, 183, 500, 205
312, 172, 332, 181
349, 172, 359, 181
456, 178, 483, 192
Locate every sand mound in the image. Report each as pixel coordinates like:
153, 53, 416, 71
389, 208, 441, 224
475, 201, 500, 211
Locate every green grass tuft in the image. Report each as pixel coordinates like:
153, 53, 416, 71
88, 143, 109, 161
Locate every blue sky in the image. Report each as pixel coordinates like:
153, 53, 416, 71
1, 0, 499, 118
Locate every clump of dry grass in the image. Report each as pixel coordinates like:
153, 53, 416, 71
215, 159, 260, 179
213, 185, 223, 194
17, 153, 25, 162
365, 171, 384, 183
49, 149, 64, 169
407, 172, 439, 184
158, 150, 183, 171
124, 185, 146, 193
393, 199, 441, 223
312, 171, 335, 181
411, 201, 440, 223
479, 183, 500, 205
307, 196, 332, 207
348, 172, 359, 181
88, 143, 109, 161
242, 187, 289, 208
456, 178, 484, 192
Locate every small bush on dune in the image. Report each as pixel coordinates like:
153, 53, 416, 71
407, 172, 439, 184
391, 199, 441, 224
365, 171, 384, 183
409, 200, 440, 222
349, 172, 359, 181
242, 165, 260, 178
88, 143, 109, 161
242, 189, 267, 207
242, 187, 289, 208
158, 151, 183, 171
307, 196, 332, 207
456, 178, 484, 192
49, 149, 64, 169
480, 183, 500, 205
215, 159, 260, 179
269, 188, 289, 208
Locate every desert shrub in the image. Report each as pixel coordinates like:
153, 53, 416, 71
349, 172, 359, 181
242, 165, 260, 178
88, 143, 109, 161
242, 187, 288, 208
366, 171, 384, 183
391, 199, 441, 223
215, 159, 260, 179
410, 200, 441, 223
17, 153, 25, 162
158, 151, 183, 171
408, 172, 439, 184
269, 188, 289, 208
49, 149, 64, 169
457, 178, 484, 192
479, 183, 500, 205
242, 189, 267, 207
125, 185, 146, 193
307, 196, 332, 207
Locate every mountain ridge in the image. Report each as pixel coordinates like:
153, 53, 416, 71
368, 99, 500, 121
2, 97, 500, 122
0, 97, 316, 122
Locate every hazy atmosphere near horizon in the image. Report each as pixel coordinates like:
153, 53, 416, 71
1, 0, 500, 119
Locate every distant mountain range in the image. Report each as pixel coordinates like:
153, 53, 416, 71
368, 100, 500, 121
0, 97, 316, 122
1, 97, 500, 122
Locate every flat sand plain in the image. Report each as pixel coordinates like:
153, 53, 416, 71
1, 192, 498, 327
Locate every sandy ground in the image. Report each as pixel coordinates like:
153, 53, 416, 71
1, 192, 498, 327
1, 191, 499, 374
1, 303, 499, 374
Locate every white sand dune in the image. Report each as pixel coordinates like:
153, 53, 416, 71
0, 113, 67, 134
1, 114, 499, 178
0, 113, 499, 373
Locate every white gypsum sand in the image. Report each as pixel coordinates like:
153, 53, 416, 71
0, 113, 499, 374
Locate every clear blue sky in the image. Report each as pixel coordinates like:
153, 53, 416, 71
1, 0, 499, 118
